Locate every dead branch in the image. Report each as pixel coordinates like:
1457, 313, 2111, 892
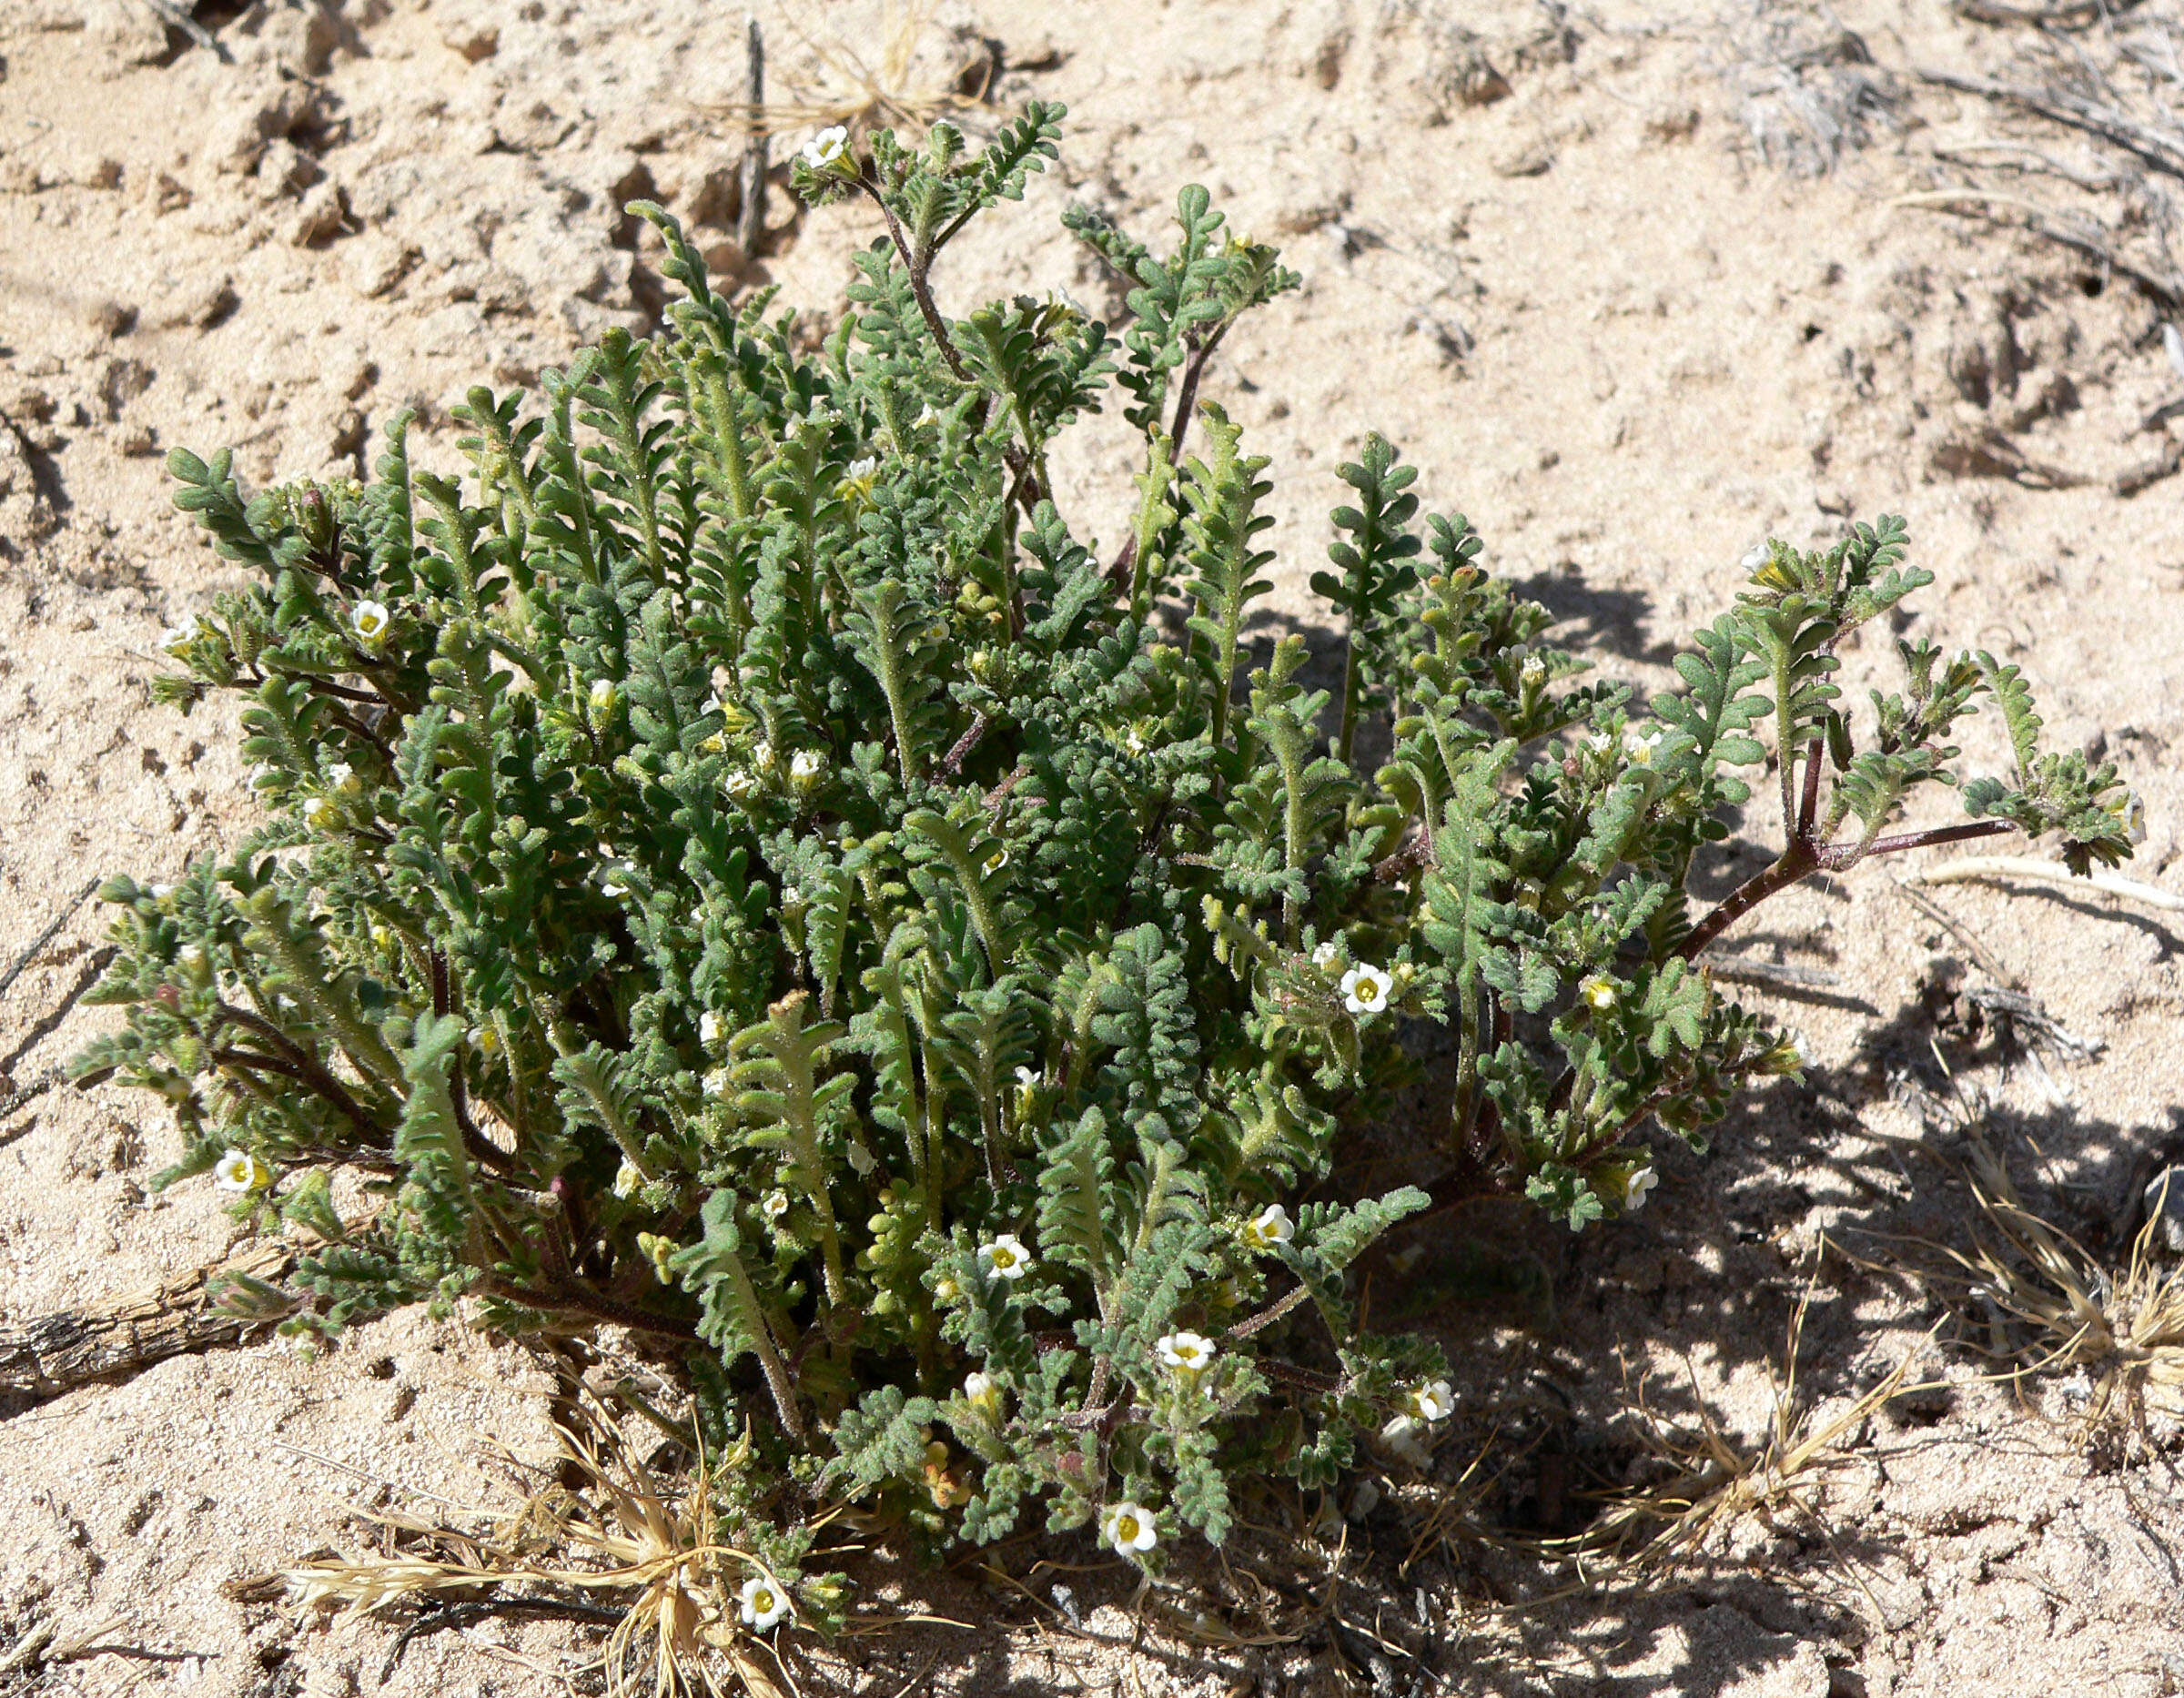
0, 1242, 294, 1401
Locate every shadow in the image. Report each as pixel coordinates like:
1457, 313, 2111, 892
1513, 566, 1675, 667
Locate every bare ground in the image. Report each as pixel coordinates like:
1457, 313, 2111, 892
4, 1, 2184, 1693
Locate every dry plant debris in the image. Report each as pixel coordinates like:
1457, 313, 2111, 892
1921, 1132, 2184, 1444
287, 1398, 816, 1698
1536, 1284, 1916, 1573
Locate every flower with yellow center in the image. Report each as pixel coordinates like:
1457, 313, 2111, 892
1155, 1330, 1217, 1375
588, 677, 617, 715
762, 1188, 790, 1222
979, 1234, 1032, 1280
1405, 1379, 1455, 1423
790, 749, 824, 784
738, 1573, 792, 1631
1579, 974, 1618, 1012
964, 1371, 1001, 1413
982, 847, 1008, 876
350, 601, 391, 645
1340, 964, 1390, 1016
302, 794, 336, 830
214, 1149, 274, 1193
1105, 1501, 1158, 1555
1241, 1203, 1294, 1250
1624, 1166, 1658, 1210
800, 126, 848, 169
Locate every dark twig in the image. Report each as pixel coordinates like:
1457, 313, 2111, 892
382, 1597, 628, 1683
0, 877, 98, 1007
738, 17, 769, 258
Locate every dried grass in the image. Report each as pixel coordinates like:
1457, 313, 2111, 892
1543, 1283, 1915, 1574
286, 1396, 803, 1698
1923, 1131, 2184, 1441
714, 3, 988, 144
1908, 11, 2184, 303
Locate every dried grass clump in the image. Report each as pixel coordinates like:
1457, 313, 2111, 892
1554, 1288, 1913, 1572
1930, 1133, 2184, 1441
717, 2, 989, 142
288, 1400, 805, 1698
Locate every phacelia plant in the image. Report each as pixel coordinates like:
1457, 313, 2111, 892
76, 106, 2139, 1617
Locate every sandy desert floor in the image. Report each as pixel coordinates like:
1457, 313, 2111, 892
4, 1, 2184, 1693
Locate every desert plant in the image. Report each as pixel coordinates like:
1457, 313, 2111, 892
73, 105, 2138, 1624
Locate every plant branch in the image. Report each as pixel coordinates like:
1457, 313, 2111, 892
212, 1002, 389, 1144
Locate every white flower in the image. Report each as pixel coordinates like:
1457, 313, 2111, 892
1241, 1203, 1295, 1249
800, 125, 848, 169
159, 622, 194, 655
1406, 1380, 1455, 1423
844, 455, 878, 480
780, 884, 804, 914
1311, 940, 1340, 969
214, 1149, 273, 1193
600, 864, 633, 899
790, 749, 824, 783
1380, 1413, 1431, 1467
612, 1160, 642, 1199
1155, 1330, 1218, 1375
1626, 727, 1664, 764
979, 1234, 1033, 1280
1340, 964, 1390, 1016
1586, 729, 1613, 753
738, 1573, 793, 1630
753, 739, 775, 771
1014, 1065, 1039, 1087
703, 1066, 731, 1100
589, 677, 618, 714
1741, 545, 1770, 571
915, 402, 939, 428
1125, 728, 1147, 756
351, 600, 391, 644
1624, 1165, 1659, 1210
762, 1188, 790, 1221
1579, 974, 1618, 1012
725, 770, 759, 800
177, 942, 207, 972
964, 1370, 1000, 1412
846, 1139, 876, 1176
982, 848, 1008, 876
1521, 654, 1547, 688
327, 761, 358, 793
699, 1011, 721, 1047
302, 794, 336, 829
1104, 1501, 1158, 1555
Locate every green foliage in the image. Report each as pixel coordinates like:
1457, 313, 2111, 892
84, 113, 2138, 1613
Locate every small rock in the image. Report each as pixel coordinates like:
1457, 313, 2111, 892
345, 234, 418, 299
2144, 1168, 2184, 1253
85, 297, 136, 338
153, 277, 239, 332
289, 180, 349, 247
444, 23, 500, 62
98, 356, 154, 419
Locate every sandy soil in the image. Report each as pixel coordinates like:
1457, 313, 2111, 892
3, 1, 2183, 1693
